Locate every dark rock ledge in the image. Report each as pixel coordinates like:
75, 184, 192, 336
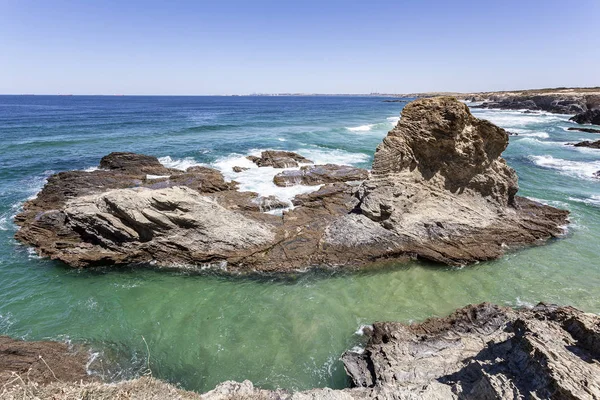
15, 97, 569, 272
4, 303, 600, 399
566, 140, 600, 149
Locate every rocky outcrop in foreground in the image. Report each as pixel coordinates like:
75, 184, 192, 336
15, 97, 569, 271
5, 303, 600, 399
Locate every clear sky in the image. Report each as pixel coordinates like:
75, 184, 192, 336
1, 0, 598, 95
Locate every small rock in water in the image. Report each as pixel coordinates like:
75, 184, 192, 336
247, 150, 313, 168
232, 166, 249, 173
569, 140, 600, 149
567, 126, 600, 134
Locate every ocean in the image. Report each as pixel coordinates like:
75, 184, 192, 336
0, 95, 599, 392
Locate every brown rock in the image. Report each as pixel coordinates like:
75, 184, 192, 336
0, 336, 92, 387
99, 152, 168, 174
273, 164, 369, 187
232, 166, 249, 173
247, 151, 313, 168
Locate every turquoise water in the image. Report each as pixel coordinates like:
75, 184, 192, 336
0, 96, 599, 392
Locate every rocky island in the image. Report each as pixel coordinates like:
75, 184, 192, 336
15, 97, 569, 272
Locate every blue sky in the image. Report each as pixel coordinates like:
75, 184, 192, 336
1, 0, 598, 95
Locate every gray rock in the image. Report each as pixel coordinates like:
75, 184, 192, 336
274, 164, 369, 187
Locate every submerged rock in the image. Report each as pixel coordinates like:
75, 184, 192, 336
247, 150, 313, 168
567, 127, 600, 133
570, 109, 600, 125
568, 140, 600, 149
273, 164, 369, 187
15, 97, 568, 271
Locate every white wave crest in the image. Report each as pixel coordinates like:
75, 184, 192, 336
569, 195, 600, 207
529, 155, 600, 179
298, 148, 370, 166
158, 156, 204, 171
519, 131, 550, 139
346, 124, 375, 132
387, 116, 400, 125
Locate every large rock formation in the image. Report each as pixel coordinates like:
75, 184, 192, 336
15, 97, 568, 271
351, 97, 567, 265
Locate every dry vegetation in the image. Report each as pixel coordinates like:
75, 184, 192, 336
0, 375, 202, 400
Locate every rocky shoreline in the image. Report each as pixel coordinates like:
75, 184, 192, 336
399, 88, 600, 123
3, 302, 600, 399
14, 97, 569, 272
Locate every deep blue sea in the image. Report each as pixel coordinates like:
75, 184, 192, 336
1, 95, 599, 392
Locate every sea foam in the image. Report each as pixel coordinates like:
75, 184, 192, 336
346, 124, 375, 132
529, 155, 600, 179
213, 148, 369, 209
158, 156, 204, 170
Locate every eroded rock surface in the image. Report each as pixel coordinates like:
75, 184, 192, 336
247, 150, 313, 168
274, 164, 369, 187
354, 97, 567, 265
341, 303, 600, 399
15, 97, 568, 271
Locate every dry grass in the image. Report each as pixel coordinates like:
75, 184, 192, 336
0, 374, 202, 400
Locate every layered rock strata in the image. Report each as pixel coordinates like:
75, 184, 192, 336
15, 97, 569, 271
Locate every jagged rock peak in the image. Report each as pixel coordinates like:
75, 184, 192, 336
370, 96, 518, 207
